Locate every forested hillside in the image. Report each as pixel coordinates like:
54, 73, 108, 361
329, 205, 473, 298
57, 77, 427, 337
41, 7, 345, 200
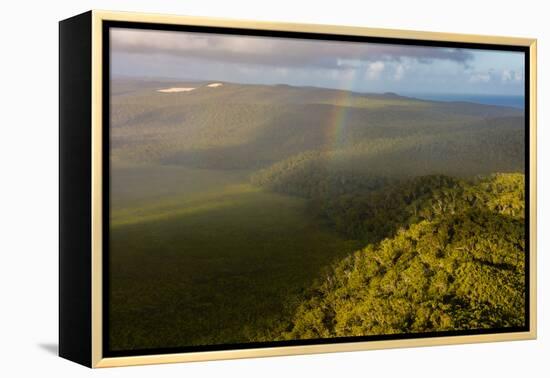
283, 174, 525, 338
111, 79, 523, 173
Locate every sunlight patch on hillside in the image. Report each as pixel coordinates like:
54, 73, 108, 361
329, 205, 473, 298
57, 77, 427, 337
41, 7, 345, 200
111, 184, 261, 228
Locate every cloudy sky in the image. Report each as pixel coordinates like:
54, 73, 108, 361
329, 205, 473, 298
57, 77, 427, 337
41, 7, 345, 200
111, 27, 525, 96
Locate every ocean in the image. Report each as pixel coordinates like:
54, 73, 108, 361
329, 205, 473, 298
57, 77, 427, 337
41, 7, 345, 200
404, 93, 525, 109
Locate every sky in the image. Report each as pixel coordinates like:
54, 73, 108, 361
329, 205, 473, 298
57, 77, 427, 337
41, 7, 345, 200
110, 27, 525, 96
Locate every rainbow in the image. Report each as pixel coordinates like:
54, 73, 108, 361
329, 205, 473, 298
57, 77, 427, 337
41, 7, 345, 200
323, 68, 361, 156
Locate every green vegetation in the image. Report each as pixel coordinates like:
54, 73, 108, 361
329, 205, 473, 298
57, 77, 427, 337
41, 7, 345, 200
108, 79, 526, 351
284, 174, 525, 339
109, 173, 360, 350
111, 80, 523, 172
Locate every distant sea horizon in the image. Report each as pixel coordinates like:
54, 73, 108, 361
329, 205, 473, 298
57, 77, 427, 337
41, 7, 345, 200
403, 93, 525, 109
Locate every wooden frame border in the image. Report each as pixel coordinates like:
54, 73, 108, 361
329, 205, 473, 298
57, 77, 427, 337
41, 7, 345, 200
87, 10, 537, 368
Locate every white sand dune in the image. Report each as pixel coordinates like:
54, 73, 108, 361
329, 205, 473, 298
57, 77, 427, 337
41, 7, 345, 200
207, 83, 223, 88
157, 87, 196, 93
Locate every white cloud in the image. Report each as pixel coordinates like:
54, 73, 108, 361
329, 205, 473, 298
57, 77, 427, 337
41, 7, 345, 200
275, 67, 289, 76
502, 69, 523, 83
111, 28, 474, 70
393, 64, 406, 81
366, 61, 385, 79
336, 58, 363, 68
469, 72, 491, 83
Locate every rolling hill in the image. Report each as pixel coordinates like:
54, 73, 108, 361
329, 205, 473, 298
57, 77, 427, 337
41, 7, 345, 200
111, 79, 524, 174
108, 78, 526, 350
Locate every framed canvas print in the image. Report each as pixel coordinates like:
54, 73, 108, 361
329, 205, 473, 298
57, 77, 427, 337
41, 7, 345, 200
59, 10, 537, 368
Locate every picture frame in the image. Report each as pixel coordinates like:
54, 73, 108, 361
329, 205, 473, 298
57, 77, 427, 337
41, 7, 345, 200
59, 10, 537, 368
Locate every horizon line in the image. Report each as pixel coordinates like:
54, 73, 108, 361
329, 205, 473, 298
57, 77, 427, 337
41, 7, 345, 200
111, 74, 525, 100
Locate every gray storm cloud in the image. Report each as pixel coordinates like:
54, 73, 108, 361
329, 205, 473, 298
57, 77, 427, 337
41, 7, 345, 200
110, 28, 474, 69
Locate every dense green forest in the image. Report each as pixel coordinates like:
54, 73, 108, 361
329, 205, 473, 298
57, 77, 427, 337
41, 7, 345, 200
109, 79, 526, 350
283, 173, 525, 339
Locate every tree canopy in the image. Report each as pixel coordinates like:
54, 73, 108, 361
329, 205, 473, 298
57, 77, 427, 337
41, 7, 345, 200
283, 173, 525, 339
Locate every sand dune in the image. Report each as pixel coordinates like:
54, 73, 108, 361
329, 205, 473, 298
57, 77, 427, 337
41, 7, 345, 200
157, 87, 196, 93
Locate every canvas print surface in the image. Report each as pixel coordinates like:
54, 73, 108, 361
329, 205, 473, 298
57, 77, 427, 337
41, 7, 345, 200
108, 27, 527, 353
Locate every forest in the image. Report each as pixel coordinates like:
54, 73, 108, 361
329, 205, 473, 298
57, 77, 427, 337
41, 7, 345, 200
279, 173, 525, 339
108, 79, 526, 351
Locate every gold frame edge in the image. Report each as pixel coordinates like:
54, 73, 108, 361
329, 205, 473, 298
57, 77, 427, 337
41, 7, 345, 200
89, 9, 537, 368
91, 10, 104, 368
528, 40, 537, 339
